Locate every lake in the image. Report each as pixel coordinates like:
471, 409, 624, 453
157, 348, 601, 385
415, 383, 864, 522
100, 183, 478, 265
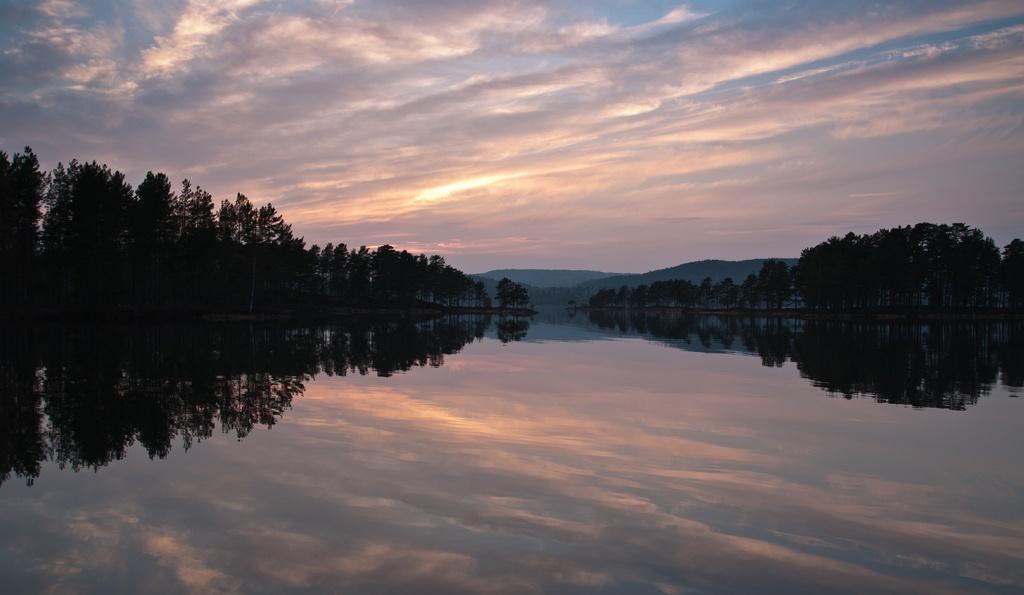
1, 312, 1022, 594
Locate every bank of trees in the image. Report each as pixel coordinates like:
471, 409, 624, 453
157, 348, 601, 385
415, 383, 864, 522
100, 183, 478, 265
795, 224, 1020, 311
0, 148, 488, 314
496, 277, 530, 310
590, 223, 1022, 313
589, 259, 795, 310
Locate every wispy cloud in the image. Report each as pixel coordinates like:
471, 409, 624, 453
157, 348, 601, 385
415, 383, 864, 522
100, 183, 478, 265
1, 0, 1022, 269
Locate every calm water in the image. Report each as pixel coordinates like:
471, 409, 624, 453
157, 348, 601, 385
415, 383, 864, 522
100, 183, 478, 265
1, 313, 1022, 594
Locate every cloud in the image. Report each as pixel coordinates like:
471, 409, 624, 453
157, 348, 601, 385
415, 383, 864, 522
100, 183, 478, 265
145, 530, 240, 594
141, 0, 267, 78
0, 0, 1022, 269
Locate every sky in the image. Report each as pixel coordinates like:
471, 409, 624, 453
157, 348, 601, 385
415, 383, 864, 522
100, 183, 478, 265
1, 0, 1022, 273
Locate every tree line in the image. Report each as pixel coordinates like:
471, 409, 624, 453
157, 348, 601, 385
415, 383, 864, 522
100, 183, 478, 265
0, 147, 491, 315
588, 258, 794, 310
589, 223, 1022, 313
796, 224, 1021, 311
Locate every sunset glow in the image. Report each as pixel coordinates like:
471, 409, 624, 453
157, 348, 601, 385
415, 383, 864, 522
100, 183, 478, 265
2, 0, 1022, 270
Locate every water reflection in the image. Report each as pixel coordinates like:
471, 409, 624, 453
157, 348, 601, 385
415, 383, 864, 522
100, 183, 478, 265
495, 317, 530, 343
584, 311, 1023, 409
1, 314, 1022, 594
4, 314, 1022, 487
0, 317, 489, 485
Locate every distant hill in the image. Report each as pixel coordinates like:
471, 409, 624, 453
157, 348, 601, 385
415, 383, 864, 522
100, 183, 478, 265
472, 259, 798, 306
474, 269, 622, 288
579, 259, 798, 291
470, 275, 594, 306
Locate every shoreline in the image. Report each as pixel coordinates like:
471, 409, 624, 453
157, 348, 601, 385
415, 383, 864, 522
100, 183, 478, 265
571, 306, 1024, 321
3, 305, 539, 324
201, 305, 538, 321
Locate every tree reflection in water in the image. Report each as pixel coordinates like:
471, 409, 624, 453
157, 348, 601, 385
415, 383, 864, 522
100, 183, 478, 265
496, 317, 530, 343
0, 316, 490, 485
585, 311, 1022, 410
3, 312, 1020, 487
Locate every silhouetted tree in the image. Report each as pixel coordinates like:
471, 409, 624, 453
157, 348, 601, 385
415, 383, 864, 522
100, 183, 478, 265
473, 281, 491, 307
61, 161, 133, 310
757, 260, 792, 309
513, 282, 529, 310
795, 223, 1008, 312
496, 277, 529, 310
717, 277, 738, 309
1001, 240, 1024, 310
170, 179, 218, 307
130, 171, 175, 308
0, 147, 45, 307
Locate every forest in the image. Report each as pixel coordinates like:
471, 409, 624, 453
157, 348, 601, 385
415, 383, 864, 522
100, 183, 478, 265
589, 224, 1023, 313
0, 147, 502, 316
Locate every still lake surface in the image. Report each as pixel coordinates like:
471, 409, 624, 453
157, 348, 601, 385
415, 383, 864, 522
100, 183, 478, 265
1, 312, 1022, 594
